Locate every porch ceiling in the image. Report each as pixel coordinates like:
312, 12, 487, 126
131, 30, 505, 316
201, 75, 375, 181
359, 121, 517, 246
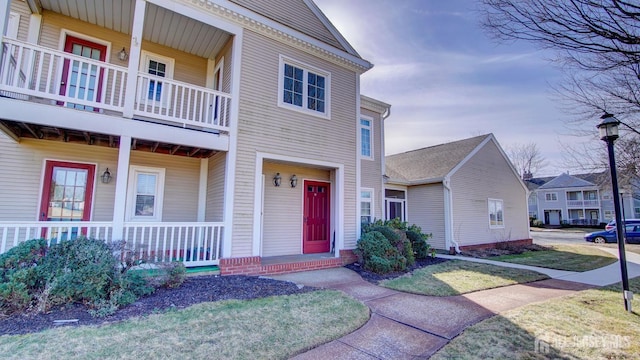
37, 0, 232, 59
0, 120, 219, 158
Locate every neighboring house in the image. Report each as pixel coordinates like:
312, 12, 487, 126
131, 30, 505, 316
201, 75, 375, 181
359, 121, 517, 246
527, 172, 640, 225
384, 134, 531, 252
0, 0, 388, 275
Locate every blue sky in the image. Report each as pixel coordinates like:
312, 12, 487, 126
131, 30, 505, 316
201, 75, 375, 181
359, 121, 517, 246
314, 0, 591, 177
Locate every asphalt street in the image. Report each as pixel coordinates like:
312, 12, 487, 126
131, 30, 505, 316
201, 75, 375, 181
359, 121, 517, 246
531, 229, 592, 245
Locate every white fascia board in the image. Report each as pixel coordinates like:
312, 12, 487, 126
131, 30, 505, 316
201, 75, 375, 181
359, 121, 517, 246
200, 0, 372, 71
149, 0, 243, 36
0, 98, 229, 150
302, 0, 360, 57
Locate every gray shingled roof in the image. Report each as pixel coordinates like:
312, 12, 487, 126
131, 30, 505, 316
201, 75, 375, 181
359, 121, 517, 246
538, 173, 596, 189
385, 134, 490, 183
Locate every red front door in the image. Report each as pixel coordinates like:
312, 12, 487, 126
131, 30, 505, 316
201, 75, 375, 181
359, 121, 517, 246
40, 161, 96, 238
59, 35, 107, 111
303, 181, 330, 254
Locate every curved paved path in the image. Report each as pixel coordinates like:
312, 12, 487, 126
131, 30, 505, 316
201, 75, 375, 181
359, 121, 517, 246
271, 247, 640, 359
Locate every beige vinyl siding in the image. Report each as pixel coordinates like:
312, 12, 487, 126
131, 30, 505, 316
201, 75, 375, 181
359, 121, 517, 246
0, 137, 117, 221
262, 162, 331, 256
38, 11, 207, 86
360, 108, 383, 219
129, 151, 200, 222
0, 137, 201, 222
9, 0, 31, 42
216, 38, 233, 93
407, 184, 446, 250
228, 0, 346, 52
450, 141, 529, 246
206, 152, 226, 222
231, 30, 358, 257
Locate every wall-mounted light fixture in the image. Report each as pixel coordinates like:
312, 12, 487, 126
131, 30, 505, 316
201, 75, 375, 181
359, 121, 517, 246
118, 47, 129, 61
290, 174, 298, 188
273, 173, 282, 187
101, 168, 112, 184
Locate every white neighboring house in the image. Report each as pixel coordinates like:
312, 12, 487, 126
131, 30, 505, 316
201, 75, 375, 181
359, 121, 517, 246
384, 134, 531, 252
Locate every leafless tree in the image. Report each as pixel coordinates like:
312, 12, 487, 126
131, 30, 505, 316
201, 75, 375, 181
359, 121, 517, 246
506, 142, 546, 179
480, 0, 640, 183
480, 0, 640, 131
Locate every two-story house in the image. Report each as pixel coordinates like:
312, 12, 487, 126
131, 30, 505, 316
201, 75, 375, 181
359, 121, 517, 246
525, 172, 634, 226
0, 0, 389, 275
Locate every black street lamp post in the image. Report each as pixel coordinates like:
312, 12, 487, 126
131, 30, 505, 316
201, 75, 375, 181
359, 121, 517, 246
598, 113, 633, 312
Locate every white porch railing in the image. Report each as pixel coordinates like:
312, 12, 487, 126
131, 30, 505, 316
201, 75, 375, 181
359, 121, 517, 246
0, 221, 114, 253
123, 222, 223, 266
134, 73, 231, 131
0, 38, 232, 133
0, 221, 222, 266
567, 200, 600, 207
0, 38, 127, 111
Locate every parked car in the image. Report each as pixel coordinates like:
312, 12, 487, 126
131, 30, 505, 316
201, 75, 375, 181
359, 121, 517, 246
585, 224, 640, 244
605, 219, 640, 231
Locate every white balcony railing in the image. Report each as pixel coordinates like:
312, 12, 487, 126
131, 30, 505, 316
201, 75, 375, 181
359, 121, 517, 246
567, 200, 600, 207
0, 38, 231, 132
0, 221, 222, 266
0, 38, 127, 111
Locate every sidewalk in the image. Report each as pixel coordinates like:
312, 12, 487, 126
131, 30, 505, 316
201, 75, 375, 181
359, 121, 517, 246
271, 268, 592, 359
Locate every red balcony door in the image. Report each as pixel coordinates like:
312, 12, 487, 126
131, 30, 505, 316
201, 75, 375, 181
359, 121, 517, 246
39, 161, 96, 238
59, 35, 107, 111
303, 181, 330, 254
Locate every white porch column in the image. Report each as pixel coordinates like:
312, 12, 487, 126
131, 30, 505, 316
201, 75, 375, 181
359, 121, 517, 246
123, 0, 146, 119
197, 158, 208, 222
0, 1, 10, 69
27, 14, 42, 43
112, 136, 132, 239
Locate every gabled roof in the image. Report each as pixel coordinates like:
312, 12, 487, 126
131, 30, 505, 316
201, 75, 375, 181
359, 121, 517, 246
385, 134, 491, 184
538, 173, 595, 189
229, 0, 360, 58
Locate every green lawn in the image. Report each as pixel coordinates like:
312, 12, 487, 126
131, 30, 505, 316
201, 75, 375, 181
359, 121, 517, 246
0, 290, 369, 360
432, 278, 640, 359
491, 244, 617, 272
380, 260, 548, 296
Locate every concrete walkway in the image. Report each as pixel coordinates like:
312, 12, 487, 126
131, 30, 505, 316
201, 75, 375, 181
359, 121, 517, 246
271, 269, 592, 359
270, 247, 640, 359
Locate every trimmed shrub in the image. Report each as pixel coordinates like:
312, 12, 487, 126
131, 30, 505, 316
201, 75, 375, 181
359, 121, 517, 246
406, 230, 431, 259
355, 231, 399, 273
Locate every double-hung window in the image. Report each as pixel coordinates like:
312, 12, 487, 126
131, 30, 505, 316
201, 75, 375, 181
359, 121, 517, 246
126, 166, 166, 221
279, 56, 330, 117
140, 51, 174, 107
488, 198, 504, 228
545, 192, 557, 201
360, 117, 373, 159
360, 189, 374, 224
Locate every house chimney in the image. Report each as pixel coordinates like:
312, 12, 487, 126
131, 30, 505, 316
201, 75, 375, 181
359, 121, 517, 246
522, 171, 533, 181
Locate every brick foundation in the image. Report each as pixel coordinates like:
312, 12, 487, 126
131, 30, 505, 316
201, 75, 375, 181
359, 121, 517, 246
219, 252, 355, 276
458, 238, 533, 252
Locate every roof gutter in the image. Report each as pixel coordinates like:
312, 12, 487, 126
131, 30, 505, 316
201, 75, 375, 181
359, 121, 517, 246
443, 177, 460, 254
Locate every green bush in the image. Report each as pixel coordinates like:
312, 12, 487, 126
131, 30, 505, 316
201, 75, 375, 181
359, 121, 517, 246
0, 237, 179, 317
355, 231, 402, 273
406, 230, 431, 259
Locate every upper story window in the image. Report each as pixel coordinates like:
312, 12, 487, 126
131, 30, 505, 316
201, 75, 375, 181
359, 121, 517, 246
140, 51, 175, 106
359, 117, 373, 159
360, 189, 374, 224
278, 56, 330, 118
488, 198, 504, 228
545, 192, 558, 201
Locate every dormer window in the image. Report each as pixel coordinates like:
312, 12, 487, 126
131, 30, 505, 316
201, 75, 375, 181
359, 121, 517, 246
278, 56, 330, 118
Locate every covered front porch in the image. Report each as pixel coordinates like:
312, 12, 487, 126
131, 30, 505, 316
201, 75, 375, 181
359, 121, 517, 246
0, 126, 230, 267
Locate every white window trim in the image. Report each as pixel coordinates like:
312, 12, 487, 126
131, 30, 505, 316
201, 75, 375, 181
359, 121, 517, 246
277, 55, 331, 119
139, 50, 175, 107
545, 192, 558, 202
488, 198, 505, 229
360, 187, 374, 223
359, 116, 374, 160
126, 165, 166, 222
6, 12, 19, 39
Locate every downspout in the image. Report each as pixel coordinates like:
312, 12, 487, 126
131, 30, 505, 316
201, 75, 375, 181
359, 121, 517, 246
382, 107, 391, 120
443, 177, 461, 254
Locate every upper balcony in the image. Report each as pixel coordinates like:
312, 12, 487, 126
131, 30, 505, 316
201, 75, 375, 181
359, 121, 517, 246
1, 0, 237, 144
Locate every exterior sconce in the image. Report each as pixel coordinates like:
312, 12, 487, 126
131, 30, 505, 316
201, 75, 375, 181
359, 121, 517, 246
273, 173, 282, 187
290, 174, 298, 188
101, 168, 112, 184
118, 47, 129, 61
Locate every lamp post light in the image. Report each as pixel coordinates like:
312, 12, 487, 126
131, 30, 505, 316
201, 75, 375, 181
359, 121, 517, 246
597, 113, 633, 312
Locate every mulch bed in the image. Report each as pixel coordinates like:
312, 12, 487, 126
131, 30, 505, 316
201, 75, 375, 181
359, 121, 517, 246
345, 257, 449, 283
0, 275, 317, 336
